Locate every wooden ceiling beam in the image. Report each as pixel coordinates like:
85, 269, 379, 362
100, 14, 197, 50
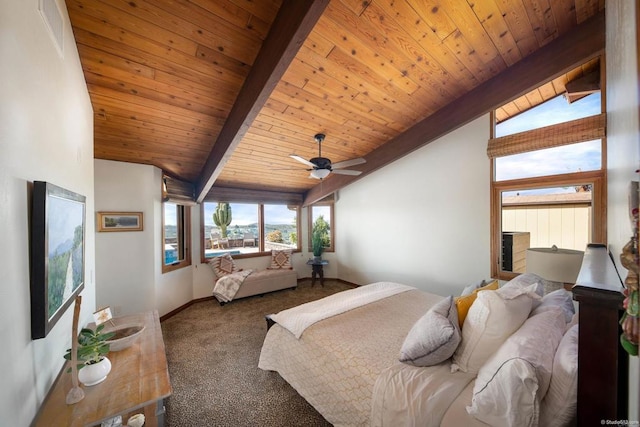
302, 10, 605, 207
205, 185, 303, 205
195, 0, 330, 203
565, 68, 601, 103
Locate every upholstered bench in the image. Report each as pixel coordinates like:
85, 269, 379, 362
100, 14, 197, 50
230, 268, 297, 301
210, 250, 298, 304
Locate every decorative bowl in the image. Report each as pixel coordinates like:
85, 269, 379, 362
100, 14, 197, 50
104, 323, 145, 351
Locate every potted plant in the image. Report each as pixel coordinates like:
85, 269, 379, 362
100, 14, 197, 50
64, 324, 115, 386
312, 229, 324, 261
311, 215, 329, 261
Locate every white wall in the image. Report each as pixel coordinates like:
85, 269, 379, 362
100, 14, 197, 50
153, 165, 194, 316
605, 0, 640, 420
335, 116, 492, 296
95, 160, 193, 317
0, 0, 95, 425
94, 160, 158, 316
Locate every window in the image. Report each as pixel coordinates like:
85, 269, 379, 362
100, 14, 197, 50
490, 90, 606, 280
264, 204, 299, 251
162, 202, 191, 273
201, 201, 301, 261
309, 204, 334, 253
494, 139, 602, 181
495, 92, 601, 137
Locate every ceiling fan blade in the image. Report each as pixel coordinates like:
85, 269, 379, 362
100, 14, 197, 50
331, 169, 362, 176
331, 157, 366, 169
290, 154, 315, 168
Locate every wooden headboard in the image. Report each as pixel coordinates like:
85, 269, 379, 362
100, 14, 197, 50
572, 243, 628, 423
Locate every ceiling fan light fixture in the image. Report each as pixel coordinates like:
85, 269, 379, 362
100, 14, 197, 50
310, 169, 331, 179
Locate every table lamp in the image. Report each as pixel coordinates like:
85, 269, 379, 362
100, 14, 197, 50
526, 245, 585, 291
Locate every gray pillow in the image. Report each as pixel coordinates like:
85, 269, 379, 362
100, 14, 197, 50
399, 296, 461, 367
531, 289, 575, 322
461, 279, 486, 296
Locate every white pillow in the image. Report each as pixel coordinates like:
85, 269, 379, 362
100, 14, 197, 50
531, 289, 575, 323
399, 296, 460, 366
467, 308, 566, 426
539, 324, 579, 427
503, 273, 546, 297
451, 284, 539, 374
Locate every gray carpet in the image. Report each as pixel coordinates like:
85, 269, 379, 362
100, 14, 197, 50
161, 279, 353, 427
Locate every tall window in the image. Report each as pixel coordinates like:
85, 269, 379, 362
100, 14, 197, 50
201, 201, 300, 261
490, 90, 606, 280
162, 202, 191, 273
309, 204, 334, 253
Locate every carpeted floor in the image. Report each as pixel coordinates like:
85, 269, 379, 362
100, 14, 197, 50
161, 279, 354, 427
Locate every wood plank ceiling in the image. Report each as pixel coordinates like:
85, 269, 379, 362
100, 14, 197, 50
65, 0, 605, 204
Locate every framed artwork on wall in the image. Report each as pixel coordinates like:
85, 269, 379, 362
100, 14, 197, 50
96, 211, 143, 232
30, 181, 86, 339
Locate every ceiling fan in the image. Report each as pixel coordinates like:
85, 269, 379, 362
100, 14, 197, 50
290, 134, 366, 179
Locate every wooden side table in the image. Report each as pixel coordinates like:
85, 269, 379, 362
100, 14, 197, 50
33, 310, 172, 427
307, 259, 328, 287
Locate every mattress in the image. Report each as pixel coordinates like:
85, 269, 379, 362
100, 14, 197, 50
258, 289, 444, 426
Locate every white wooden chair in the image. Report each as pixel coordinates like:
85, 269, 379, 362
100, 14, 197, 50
210, 232, 229, 249
242, 233, 255, 247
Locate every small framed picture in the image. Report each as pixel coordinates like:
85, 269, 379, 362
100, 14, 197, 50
97, 211, 143, 232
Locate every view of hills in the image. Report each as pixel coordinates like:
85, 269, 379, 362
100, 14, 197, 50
165, 223, 297, 243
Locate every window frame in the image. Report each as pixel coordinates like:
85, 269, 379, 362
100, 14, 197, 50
199, 202, 301, 263
491, 167, 606, 280
308, 202, 335, 253
490, 61, 607, 280
162, 202, 192, 273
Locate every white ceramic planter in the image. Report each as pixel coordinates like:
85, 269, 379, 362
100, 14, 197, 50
78, 357, 112, 386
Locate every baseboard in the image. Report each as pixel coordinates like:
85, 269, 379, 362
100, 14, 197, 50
160, 296, 215, 322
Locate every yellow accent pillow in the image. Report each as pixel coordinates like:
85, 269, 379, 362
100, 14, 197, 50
455, 280, 499, 328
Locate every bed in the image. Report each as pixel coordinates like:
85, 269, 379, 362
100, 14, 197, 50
210, 251, 297, 304
258, 275, 580, 426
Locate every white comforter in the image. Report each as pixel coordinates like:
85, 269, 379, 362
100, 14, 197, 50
267, 282, 414, 338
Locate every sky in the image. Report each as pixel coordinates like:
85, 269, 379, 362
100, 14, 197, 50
495, 92, 602, 193
203, 202, 296, 226
496, 92, 601, 137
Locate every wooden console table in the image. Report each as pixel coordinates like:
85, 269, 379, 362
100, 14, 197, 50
33, 310, 172, 427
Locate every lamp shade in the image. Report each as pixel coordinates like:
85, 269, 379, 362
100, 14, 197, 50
526, 245, 585, 284
310, 169, 330, 179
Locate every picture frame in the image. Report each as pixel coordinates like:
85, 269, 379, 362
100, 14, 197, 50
30, 181, 86, 339
97, 211, 143, 232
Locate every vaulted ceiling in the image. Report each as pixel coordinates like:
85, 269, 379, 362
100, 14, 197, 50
65, 0, 605, 205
